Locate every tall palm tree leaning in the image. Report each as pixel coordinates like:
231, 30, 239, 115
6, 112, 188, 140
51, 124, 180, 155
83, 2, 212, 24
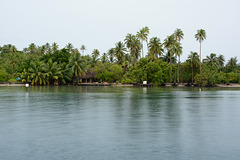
80, 45, 86, 56
136, 26, 149, 58
195, 29, 206, 74
174, 28, 184, 83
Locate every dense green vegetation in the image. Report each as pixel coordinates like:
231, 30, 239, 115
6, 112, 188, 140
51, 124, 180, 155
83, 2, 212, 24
0, 27, 239, 86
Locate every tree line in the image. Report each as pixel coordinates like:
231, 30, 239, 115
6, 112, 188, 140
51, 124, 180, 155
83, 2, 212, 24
0, 27, 239, 86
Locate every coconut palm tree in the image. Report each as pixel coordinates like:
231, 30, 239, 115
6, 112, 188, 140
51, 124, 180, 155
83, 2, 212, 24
107, 48, 115, 63
217, 54, 225, 68
174, 28, 184, 82
164, 34, 176, 82
38, 45, 46, 54
23, 48, 28, 54
187, 51, 200, 84
114, 41, 126, 65
66, 43, 74, 53
10, 45, 17, 53
28, 43, 37, 54
195, 29, 206, 73
80, 45, 86, 55
101, 53, 108, 63
124, 33, 135, 60
58, 62, 71, 84
131, 36, 141, 63
67, 52, 86, 83
226, 57, 238, 72
136, 26, 149, 58
172, 42, 182, 83
29, 61, 46, 85
52, 42, 59, 53
92, 49, 100, 58
204, 53, 219, 71
148, 37, 163, 62
44, 59, 63, 85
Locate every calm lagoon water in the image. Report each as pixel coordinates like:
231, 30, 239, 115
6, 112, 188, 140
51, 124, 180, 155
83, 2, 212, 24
1, 86, 240, 160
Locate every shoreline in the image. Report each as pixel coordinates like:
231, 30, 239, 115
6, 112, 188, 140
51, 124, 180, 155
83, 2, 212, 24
1, 82, 240, 88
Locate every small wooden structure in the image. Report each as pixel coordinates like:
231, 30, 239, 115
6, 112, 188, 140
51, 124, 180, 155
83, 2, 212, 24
79, 68, 96, 83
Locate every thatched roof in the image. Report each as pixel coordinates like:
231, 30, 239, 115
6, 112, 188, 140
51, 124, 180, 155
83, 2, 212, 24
79, 68, 95, 79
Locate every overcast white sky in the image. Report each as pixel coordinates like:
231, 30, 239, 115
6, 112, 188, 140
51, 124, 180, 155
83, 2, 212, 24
0, 0, 239, 62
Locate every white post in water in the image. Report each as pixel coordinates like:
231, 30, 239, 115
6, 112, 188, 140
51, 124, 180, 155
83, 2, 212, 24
25, 83, 29, 87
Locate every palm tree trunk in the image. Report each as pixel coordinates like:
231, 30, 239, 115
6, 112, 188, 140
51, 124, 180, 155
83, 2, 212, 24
175, 55, 177, 83
200, 41, 202, 74
192, 64, 194, 84
170, 54, 172, 82
178, 56, 180, 83
142, 41, 144, 58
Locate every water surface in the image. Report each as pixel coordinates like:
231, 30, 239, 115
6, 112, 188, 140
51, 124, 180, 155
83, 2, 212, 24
0, 86, 240, 160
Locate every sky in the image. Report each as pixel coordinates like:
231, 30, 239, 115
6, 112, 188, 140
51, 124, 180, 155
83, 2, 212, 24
0, 0, 239, 62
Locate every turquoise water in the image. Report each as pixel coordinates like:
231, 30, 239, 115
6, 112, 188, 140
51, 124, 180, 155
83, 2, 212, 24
0, 86, 240, 160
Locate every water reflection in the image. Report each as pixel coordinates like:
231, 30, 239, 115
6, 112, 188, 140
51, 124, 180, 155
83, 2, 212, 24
1, 86, 240, 160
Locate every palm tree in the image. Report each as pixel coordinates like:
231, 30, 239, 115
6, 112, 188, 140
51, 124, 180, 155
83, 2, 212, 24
92, 49, 100, 58
58, 62, 71, 84
67, 52, 86, 83
172, 42, 182, 83
52, 42, 59, 53
148, 37, 163, 62
187, 51, 200, 84
72, 48, 80, 54
114, 41, 126, 65
29, 61, 46, 85
107, 48, 115, 63
124, 33, 134, 60
66, 43, 74, 53
101, 53, 108, 63
205, 53, 219, 71
45, 43, 51, 54
80, 45, 86, 55
217, 54, 225, 68
136, 26, 150, 58
38, 45, 46, 54
44, 59, 63, 85
23, 48, 28, 54
195, 29, 206, 73
174, 28, 184, 82
28, 43, 37, 54
226, 57, 238, 71
131, 36, 141, 63
10, 45, 17, 53
164, 34, 176, 82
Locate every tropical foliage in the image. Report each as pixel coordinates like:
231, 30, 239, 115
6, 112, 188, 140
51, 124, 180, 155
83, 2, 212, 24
0, 27, 239, 86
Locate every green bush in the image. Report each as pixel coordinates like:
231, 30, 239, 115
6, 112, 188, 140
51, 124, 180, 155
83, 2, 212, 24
7, 79, 17, 83
0, 70, 8, 82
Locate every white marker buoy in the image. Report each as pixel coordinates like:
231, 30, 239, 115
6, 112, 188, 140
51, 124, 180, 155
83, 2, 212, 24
199, 88, 201, 92
25, 83, 29, 87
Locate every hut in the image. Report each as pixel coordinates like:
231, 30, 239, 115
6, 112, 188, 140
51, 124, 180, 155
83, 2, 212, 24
79, 68, 96, 83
